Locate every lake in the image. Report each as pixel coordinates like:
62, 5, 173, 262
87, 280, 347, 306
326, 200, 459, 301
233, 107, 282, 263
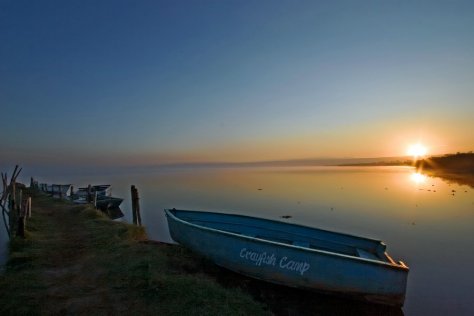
2, 166, 473, 315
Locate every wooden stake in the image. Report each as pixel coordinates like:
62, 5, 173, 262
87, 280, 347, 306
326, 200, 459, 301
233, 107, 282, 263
131, 185, 141, 226
9, 180, 16, 236
19, 189, 23, 212
11, 181, 16, 212
17, 216, 25, 238
131, 185, 137, 225
27, 196, 32, 218
93, 191, 97, 208
136, 189, 142, 226
87, 184, 92, 203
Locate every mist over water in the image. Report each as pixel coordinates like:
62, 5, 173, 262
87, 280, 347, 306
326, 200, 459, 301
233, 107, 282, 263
3, 166, 473, 315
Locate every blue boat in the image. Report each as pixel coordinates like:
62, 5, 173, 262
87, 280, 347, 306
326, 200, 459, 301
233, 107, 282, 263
164, 209, 409, 306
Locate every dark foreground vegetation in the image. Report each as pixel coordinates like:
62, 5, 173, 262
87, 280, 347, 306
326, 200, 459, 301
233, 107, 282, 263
0, 190, 403, 315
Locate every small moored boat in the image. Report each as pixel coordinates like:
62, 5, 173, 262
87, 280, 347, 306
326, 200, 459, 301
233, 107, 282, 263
164, 209, 409, 306
95, 196, 123, 210
76, 185, 111, 197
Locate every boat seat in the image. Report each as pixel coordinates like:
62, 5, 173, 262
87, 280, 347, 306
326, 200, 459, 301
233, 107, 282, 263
293, 240, 310, 248
356, 248, 379, 260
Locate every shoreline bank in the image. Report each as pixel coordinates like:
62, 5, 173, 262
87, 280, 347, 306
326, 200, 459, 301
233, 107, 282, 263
0, 190, 403, 315
0, 190, 267, 315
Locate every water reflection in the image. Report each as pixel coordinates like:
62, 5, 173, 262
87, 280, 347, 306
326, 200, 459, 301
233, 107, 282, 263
409, 172, 427, 184
420, 170, 474, 188
18, 166, 473, 315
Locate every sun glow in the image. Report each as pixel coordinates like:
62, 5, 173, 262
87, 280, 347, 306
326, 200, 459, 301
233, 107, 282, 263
410, 172, 427, 184
407, 143, 428, 158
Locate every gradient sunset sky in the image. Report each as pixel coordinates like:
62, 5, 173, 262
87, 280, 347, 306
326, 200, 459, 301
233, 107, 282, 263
1, 1, 473, 167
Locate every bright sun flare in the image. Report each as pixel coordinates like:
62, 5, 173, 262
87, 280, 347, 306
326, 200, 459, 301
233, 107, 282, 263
410, 172, 427, 184
407, 143, 428, 158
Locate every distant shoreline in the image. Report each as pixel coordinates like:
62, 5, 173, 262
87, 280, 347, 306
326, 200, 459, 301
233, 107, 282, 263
415, 152, 474, 174
337, 161, 413, 167
337, 153, 474, 188
339, 152, 474, 172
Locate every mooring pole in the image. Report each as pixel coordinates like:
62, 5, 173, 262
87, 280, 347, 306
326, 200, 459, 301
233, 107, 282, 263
93, 191, 97, 208
17, 197, 26, 238
87, 184, 92, 203
131, 185, 137, 225
10, 180, 16, 237
11, 181, 16, 211
17, 216, 25, 238
136, 187, 142, 226
131, 185, 141, 226
27, 196, 32, 218
19, 189, 23, 211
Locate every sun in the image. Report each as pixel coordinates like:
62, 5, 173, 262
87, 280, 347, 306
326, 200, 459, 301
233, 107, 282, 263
407, 143, 428, 158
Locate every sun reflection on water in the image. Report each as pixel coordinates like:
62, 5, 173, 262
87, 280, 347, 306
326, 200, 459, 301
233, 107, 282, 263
410, 172, 427, 184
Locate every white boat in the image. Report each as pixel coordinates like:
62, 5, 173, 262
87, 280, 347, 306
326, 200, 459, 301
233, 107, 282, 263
165, 209, 409, 306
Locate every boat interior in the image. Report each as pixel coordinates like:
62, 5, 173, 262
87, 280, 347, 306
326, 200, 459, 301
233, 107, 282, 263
169, 209, 394, 264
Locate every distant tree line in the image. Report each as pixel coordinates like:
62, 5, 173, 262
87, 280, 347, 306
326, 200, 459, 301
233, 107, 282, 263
415, 152, 474, 172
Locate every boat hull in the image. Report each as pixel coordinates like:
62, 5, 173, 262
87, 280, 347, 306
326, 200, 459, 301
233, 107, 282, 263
95, 197, 123, 210
165, 209, 408, 306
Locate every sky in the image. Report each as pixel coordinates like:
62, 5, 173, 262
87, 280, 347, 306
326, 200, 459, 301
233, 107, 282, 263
1, 0, 473, 168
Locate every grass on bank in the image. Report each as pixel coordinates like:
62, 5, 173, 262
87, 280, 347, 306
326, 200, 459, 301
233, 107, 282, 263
0, 191, 269, 315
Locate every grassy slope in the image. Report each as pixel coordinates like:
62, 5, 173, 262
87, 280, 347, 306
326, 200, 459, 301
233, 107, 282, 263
0, 191, 268, 315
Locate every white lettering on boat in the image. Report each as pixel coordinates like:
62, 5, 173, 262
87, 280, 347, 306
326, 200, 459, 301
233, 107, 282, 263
279, 256, 311, 275
239, 248, 310, 275
239, 248, 276, 267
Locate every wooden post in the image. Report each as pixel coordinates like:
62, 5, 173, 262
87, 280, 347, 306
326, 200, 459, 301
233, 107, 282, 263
27, 196, 32, 218
131, 185, 141, 226
70, 185, 74, 201
17, 195, 27, 238
87, 184, 92, 203
136, 188, 141, 226
17, 216, 25, 238
19, 189, 23, 211
10, 181, 16, 211
131, 185, 137, 225
93, 191, 98, 208
9, 180, 16, 237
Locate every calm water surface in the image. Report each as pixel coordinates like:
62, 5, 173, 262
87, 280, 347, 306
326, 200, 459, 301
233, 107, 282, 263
3, 166, 474, 315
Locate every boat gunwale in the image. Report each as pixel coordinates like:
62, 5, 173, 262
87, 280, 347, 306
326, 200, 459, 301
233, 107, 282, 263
165, 209, 409, 271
